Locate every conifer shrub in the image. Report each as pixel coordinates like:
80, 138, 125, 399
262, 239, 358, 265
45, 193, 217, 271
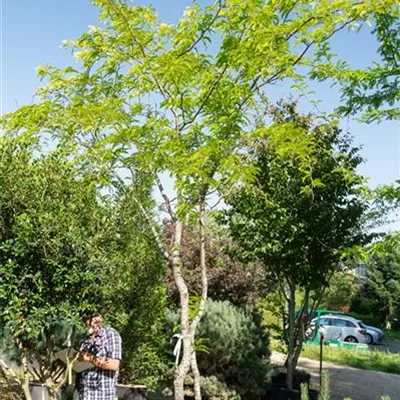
166, 300, 274, 399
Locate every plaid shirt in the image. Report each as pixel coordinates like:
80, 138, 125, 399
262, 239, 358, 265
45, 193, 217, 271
78, 327, 122, 400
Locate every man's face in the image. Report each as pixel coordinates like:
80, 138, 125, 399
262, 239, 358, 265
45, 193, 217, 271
85, 317, 102, 336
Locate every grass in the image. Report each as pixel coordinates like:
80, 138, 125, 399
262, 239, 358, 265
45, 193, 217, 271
301, 344, 400, 375
383, 329, 400, 341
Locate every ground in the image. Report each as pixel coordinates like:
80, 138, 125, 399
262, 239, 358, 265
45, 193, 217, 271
271, 352, 400, 400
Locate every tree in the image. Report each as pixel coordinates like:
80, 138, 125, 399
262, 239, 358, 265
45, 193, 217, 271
222, 103, 369, 390
319, 271, 356, 311
0, 138, 110, 400
2, 1, 398, 398
352, 233, 400, 328
163, 218, 270, 307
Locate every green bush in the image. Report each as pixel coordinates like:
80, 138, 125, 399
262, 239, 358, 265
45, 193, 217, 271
165, 300, 274, 399
198, 300, 274, 399
200, 375, 240, 400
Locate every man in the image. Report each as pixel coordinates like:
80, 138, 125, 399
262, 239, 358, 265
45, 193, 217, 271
77, 313, 122, 400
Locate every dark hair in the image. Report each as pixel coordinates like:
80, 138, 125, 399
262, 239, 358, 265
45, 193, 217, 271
82, 313, 103, 324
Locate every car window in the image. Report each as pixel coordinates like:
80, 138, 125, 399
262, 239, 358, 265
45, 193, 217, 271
358, 322, 366, 329
319, 318, 332, 326
345, 320, 356, 327
332, 319, 348, 327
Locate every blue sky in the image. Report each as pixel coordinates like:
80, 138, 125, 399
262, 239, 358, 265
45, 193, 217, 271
1, 0, 399, 229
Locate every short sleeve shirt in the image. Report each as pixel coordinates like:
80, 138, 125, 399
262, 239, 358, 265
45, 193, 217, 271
78, 327, 122, 400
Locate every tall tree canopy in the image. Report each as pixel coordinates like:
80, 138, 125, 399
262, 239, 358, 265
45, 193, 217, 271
221, 103, 369, 389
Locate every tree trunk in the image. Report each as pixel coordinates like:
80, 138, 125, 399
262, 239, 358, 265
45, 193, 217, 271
171, 220, 192, 400
293, 291, 309, 371
190, 343, 202, 400
286, 282, 296, 391
174, 339, 192, 400
21, 355, 33, 400
189, 199, 208, 400
22, 379, 32, 400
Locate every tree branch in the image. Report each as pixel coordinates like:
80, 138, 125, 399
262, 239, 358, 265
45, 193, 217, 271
156, 174, 176, 221
181, 64, 229, 130
177, 0, 223, 57
113, 169, 171, 260
0, 358, 21, 385
106, 0, 181, 127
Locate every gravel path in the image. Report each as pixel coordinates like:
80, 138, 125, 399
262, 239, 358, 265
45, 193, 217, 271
271, 351, 400, 400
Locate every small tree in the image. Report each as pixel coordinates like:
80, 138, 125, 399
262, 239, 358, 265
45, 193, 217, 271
352, 233, 400, 328
222, 103, 369, 389
0, 138, 110, 400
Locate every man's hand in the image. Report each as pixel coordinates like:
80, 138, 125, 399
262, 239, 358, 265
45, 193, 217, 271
77, 352, 120, 371
94, 357, 120, 371
78, 352, 93, 363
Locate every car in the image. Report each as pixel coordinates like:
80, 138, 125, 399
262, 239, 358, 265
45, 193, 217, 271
307, 314, 368, 344
365, 325, 384, 344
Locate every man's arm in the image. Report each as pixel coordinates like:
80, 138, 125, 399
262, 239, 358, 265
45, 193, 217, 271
80, 354, 120, 371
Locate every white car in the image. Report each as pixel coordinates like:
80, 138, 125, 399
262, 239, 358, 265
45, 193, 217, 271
309, 315, 368, 344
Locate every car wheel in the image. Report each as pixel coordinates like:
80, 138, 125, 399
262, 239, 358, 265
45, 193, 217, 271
366, 333, 374, 345
344, 336, 358, 343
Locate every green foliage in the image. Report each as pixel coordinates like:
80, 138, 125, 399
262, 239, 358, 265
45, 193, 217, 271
318, 371, 330, 400
222, 102, 370, 389
301, 382, 309, 400
104, 186, 167, 387
0, 138, 165, 389
351, 233, 400, 327
319, 272, 356, 311
200, 375, 240, 400
344, 11, 400, 122
383, 329, 400, 340
1, 0, 399, 395
165, 300, 273, 399
197, 300, 273, 399
223, 103, 368, 292
258, 291, 287, 348
2, 0, 397, 215
0, 138, 110, 378
310, 6, 400, 122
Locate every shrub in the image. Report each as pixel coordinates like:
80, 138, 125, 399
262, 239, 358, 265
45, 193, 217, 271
196, 300, 274, 399
165, 300, 274, 399
200, 375, 240, 400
